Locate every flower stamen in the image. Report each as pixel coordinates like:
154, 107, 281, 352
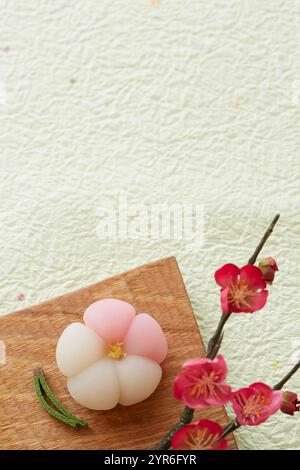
107, 342, 125, 360
190, 371, 220, 398
228, 280, 258, 310
242, 393, 267, 421
184, 428, 216, 450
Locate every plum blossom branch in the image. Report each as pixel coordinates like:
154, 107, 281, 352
220, 358, 300, 440
206, 213, 280, 359
154, 214, 280, 450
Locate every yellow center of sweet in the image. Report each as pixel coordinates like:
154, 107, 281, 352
107, 342, 124, 360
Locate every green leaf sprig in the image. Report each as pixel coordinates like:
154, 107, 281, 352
33, 367, 87, 428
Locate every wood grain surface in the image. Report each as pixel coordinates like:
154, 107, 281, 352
0, 257, 237, 450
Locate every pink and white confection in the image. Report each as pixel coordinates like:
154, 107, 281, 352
56, 299, 168, 410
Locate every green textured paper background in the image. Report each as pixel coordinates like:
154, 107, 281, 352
0, 0, 300, 450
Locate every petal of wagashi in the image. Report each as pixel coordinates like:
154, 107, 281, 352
56, 322, 106, 377
123, 313, 168, 363
83, 299, 136, 343
115, 355, 162, 406
67, 359, 119, 410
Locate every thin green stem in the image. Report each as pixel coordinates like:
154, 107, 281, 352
33, 367, 87, 428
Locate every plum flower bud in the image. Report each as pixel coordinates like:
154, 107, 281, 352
258, 257, 278, 285
280, 391, 300, 416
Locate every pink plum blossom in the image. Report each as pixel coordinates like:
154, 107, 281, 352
171, 419, 227, 450
174, 355, 232, 408
215, 264, 268, 315
231, 382, 282, 426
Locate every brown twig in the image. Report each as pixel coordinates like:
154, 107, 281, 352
273, 359, 300, 391
154, 407, 194, 450
206, 313, 231, 359
247, 214, 280, 265
220, 420, 240, 439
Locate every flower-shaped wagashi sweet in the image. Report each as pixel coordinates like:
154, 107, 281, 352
56, 299, 168, 410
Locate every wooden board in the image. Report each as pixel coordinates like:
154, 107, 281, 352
0, 257, 237, 450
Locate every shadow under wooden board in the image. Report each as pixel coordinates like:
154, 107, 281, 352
0, 257, 237, 450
